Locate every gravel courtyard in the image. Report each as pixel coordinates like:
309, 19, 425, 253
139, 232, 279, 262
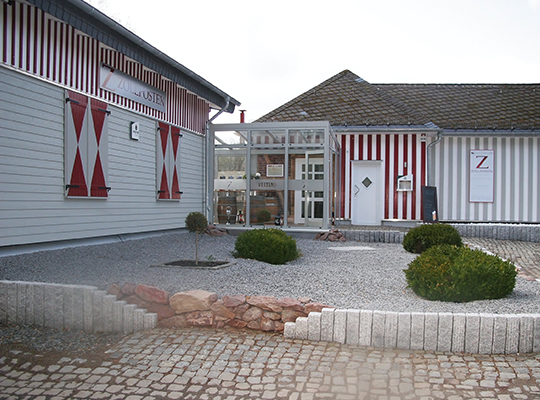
0, 231, 539, 314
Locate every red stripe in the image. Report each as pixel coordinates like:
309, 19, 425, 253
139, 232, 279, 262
358, 134, 363, 160
420, 140, 427, 220
403, 134, 408, 218
52, 21, 58, 82
18, 2, 24, 69
33, 6, 38, 73
376, 134, 381, 160
40, 8, 45, 76
384, 135, 390, 219
393, 135, 399, 219
340, 135, 346, 218
25, 4, 31, 72
367, 135, 372, 160
11, 2, 16, 66
411, 134, 417, 220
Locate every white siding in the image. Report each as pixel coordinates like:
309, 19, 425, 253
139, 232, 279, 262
434, 135, 540, 223
0, 68, 205, 246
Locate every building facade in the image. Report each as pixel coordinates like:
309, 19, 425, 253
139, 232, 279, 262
257, 71, 540, 226
0, 0, 239, 247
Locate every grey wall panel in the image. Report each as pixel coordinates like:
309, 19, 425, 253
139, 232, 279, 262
433, 134, 539, 223
0, 68, 206, 246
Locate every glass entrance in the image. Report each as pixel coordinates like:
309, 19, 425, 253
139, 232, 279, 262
209, 122, 340, 230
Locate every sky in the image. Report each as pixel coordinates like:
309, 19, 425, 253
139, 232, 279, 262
85, 0, 540, 123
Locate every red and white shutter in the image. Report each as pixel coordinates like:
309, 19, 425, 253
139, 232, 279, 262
156, 122, 181, 200
65, 91, 89, 197
88, 98, 109, 197
65, 90, 109, 198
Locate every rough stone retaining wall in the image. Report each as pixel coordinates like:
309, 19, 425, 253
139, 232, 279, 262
284, 308, 540, 354
0, 281, 157, 333
108, 283, 333, 333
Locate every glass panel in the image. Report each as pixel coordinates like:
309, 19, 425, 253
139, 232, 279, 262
362, 177, 373, 188
247, 190, 285, 226
213, 148, 247, 225
251, 130, 286, 146
215, 130, 248, 146
289, 129, 325, 145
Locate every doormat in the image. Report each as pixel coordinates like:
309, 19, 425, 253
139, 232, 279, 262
150, 260, 235, 270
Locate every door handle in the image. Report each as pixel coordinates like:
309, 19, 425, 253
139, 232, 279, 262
354, 185, 360, 198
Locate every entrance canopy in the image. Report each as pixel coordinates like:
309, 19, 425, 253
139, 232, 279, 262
208, 122, 341, 230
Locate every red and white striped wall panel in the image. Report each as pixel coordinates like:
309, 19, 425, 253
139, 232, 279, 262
1, 2, 210, 134
339, 132, 427, 221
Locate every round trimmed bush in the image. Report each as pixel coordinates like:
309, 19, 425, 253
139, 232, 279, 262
404, 244, 517, 302
256, 208, 272, 223
185, 212, 208, 234
403, 223, 462, 254
233, 228, 300, 265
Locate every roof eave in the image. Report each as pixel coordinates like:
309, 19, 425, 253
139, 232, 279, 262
440, 128, 540, 137
27, 0, 240, 113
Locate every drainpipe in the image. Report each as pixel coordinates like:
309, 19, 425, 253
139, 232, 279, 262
426, 129, 443, 186
205, 97, 231, 220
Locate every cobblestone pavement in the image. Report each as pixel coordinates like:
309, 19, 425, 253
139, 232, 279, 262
1, 327, 539, 400
464, 238, 540, 280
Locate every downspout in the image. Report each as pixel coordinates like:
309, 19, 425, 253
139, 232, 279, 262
205, 97, 231, 220
426, 129, 443, 187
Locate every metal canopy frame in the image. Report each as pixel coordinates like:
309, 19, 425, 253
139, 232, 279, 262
208, 121, 340, 230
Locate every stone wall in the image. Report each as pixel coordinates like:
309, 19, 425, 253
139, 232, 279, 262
341, 224, 540, 243
108, 283, 333, 332
452, 224, 540, 242
0, 280, 157, 333
284, 308, 540, 355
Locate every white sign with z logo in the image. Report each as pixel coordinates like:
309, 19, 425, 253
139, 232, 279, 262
469, 150, 494, 202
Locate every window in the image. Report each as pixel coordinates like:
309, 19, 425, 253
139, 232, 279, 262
65, 90, 110, 198
156, 122, 182, 200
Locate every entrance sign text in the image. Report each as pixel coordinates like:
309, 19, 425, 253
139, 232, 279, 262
100, 64, 167, 113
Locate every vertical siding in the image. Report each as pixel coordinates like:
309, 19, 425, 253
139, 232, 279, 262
339, 132, 427, 221
434, 135, 539, 223
1, 1, 210, 135
0, 68, 205, 246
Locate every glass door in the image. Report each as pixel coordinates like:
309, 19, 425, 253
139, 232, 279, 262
294, 151, 324, 226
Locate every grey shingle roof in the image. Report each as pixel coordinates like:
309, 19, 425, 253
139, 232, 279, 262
257, 70, 540, 131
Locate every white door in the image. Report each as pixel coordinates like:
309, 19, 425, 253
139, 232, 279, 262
351, 162, 382, 225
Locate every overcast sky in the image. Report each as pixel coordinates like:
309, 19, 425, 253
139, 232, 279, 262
86, 0, 540, 123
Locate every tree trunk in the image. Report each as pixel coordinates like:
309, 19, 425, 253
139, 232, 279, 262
195, 231, 199, 265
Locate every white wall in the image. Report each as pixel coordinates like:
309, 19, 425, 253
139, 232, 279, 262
0, 67, 206, 247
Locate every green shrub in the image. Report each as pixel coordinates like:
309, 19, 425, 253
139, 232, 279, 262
256, 208, 272, 223
233, 229, 300, 265
404, 244, 517, 302
185, 212, 208, 234
403, 223, 463, 253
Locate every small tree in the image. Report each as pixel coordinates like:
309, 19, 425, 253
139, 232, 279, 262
185, 212, 208, 265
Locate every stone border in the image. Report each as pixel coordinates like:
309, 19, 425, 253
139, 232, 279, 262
0, 280, 157, 333
452, 224, 540, 242
284, 308, 540, 354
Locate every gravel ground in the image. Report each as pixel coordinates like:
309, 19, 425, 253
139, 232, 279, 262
1, 231, 539, 314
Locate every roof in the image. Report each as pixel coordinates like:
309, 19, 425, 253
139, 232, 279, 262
258, 70, 540, 132
28, 0, 240, 113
